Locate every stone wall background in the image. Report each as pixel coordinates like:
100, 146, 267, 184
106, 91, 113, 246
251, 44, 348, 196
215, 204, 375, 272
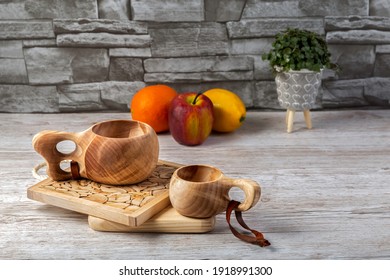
1, 0, 390, 113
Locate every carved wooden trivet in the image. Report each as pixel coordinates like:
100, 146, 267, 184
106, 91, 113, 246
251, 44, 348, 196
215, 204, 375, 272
27, 160, 181, 227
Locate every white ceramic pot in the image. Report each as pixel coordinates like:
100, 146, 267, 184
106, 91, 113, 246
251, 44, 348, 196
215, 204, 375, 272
275, 69, 322, 111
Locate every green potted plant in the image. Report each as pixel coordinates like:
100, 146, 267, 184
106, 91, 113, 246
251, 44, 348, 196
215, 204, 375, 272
262, 28, 337, 132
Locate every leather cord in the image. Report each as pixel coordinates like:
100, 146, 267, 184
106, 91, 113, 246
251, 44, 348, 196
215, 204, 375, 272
70, 160, 81, 180
32, 160, 81, 181
226, 200, 271, 247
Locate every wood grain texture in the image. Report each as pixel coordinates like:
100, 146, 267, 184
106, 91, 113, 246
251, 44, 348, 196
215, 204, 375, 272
32, 119, 159, 185
27, 160, 180, 226
303, 109, 312, 129
286, 109, 295, 133
1, 110, 389, 259
88, 206, 216, 233
169, 164, 261, 218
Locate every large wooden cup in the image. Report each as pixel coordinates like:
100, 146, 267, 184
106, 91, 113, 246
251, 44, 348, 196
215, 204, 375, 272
32, 120, 159, 185
169, 165, 261, 218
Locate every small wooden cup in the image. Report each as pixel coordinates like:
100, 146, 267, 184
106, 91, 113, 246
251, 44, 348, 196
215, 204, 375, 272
169, 165, 261, 218
32, 120, 159, 185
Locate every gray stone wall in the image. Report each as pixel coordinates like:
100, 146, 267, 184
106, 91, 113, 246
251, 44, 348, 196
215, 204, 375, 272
0, 0, 389, 112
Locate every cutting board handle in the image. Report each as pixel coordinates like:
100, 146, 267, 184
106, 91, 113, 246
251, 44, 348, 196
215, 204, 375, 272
32, 130, 82, 181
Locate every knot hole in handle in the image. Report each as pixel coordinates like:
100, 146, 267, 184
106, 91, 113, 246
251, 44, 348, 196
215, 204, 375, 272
55, 141, 81, 180
56, 140, 81, 178
226, 178, 261, 212
32, 130, 81, 181
55, 140, 77, 156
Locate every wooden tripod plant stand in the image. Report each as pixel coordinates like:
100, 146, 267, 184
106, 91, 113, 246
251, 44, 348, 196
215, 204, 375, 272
286, 109, 312, 133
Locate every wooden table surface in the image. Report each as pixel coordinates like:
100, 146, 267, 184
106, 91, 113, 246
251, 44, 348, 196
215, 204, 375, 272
1, 110, 389, 260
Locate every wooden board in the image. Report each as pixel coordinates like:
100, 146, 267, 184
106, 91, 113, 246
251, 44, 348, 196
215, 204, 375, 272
3, 110, 390, 259
88, 206, 216, 233
27, 160, 182, 227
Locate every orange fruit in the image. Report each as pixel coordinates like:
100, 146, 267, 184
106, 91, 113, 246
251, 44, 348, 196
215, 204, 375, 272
130, 85, 178, 133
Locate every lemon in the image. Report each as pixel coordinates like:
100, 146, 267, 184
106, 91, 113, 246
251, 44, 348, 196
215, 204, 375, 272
203, 88, 246, 133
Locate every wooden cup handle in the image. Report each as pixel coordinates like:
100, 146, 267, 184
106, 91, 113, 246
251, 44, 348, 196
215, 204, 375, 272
225, 178, 261, 212
32, 130, 81, 181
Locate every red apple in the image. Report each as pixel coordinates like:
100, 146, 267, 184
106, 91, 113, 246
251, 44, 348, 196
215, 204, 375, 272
169, 92, 214, 146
